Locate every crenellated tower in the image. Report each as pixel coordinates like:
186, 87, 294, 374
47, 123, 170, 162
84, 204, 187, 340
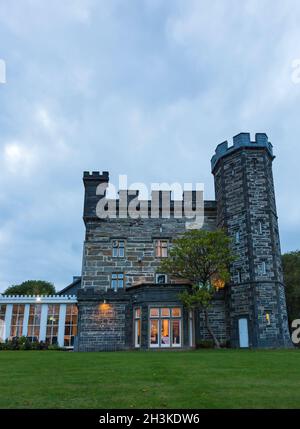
211, 133, 291, 348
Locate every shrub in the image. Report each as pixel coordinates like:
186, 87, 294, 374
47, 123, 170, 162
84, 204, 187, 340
196, 340, 215, 349
0, 337, 65, 351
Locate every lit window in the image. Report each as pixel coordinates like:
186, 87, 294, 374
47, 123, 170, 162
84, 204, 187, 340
111, 273, 124, 290
161, 308, 170, 317
149, 307, 182, 348
10, 304, 25, 338
46, 305, 60, 345
134, 307, 141, 348
156, 240, 168, 258
172, 308, 181, 318
64, 304, 78, 347
235, 230, 240, 244
150, 308, 159, 318
112, 240, 125, 258
27, 304, 41, 342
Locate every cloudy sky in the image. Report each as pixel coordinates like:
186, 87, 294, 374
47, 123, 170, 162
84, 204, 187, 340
0, 0, 300, 292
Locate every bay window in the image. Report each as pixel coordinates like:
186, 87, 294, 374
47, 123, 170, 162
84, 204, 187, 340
149, 307, 182, 348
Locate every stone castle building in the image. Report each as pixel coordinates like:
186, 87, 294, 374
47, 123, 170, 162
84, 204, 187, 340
0, 133, 291, 350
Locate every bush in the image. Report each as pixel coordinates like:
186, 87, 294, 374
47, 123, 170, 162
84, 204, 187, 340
0, 337, 64, 351
48, 343, 62, 351
196, 340, 215, 349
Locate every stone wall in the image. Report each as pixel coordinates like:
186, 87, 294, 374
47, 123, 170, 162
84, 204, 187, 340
81, 202, 217, 291
212, 133, 291, 347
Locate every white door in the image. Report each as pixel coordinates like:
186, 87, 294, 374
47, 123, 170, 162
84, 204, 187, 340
238, 318, 249, 348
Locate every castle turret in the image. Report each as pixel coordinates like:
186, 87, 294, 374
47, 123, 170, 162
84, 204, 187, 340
211, 133, 291, 348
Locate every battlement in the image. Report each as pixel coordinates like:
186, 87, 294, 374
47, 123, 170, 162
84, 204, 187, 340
211, 132, 274, 172
83, 171, 109, 181
0, 294, 77, 303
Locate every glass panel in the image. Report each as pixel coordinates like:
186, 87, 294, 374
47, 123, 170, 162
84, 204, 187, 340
135, 308, 141, 318
135, 319, 141, 347
161, 246, 168, 258
161, 308, 170, 317
150, 319, 159, 346
172, 319, 181, 346
172, 308, 181, 317
161, 319, 170, 346
150, 308, 159, 318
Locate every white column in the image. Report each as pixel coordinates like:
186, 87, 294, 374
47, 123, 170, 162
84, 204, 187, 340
39, 304, 48, 342
22, 304, 30, 337
58, 304, 66, 347
4, 304, 13, 340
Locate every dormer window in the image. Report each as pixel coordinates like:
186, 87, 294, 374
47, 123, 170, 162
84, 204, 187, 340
112, 240, 125, 258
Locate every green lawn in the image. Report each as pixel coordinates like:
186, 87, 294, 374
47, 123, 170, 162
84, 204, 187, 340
0, 349, 300, 408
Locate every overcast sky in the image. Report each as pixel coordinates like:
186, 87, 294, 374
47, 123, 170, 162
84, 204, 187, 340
0, 0, 300, 292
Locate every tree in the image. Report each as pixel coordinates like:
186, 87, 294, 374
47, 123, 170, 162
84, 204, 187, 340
160, 229, 235, 348
3, 280, 55, 296
282, 251, 300, 324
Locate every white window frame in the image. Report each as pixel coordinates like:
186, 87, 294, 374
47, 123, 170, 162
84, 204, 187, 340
149, 307, 182, 348
112, 240, 125, 258
111, 273, 124, 291
134, 307, 141, 348
155, 240, 168, 258
155, 273, 167, 284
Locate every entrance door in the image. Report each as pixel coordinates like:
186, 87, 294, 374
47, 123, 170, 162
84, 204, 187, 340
238, 318, 249, 348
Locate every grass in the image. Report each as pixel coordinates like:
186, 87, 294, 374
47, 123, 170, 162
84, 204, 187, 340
0, 349, 300, 409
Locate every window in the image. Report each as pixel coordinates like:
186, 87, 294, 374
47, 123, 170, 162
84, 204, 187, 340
235, 230, 240, 244
10, 304, 25, 338
258, 221, 263, 235
111, 273, 124, 290
237, 269, 242, 283
149, 307, 182, 348
112, 240, 125, 257
155, 240, 168, 258
134, 308, 141, 348
27, 304, 41, 341
0, 304, 6, 341
64, 304, 78, 347
261, 262, 266, 275
156, 273, 167, 284
46, 305, 60, 344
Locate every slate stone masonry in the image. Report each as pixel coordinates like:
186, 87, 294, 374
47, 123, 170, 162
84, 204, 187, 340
76, 132, 291, 351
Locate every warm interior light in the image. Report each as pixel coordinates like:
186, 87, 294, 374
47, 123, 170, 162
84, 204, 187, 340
99, 303, 111, 312
212, 278, 225, 290
266, 313, 271, 325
